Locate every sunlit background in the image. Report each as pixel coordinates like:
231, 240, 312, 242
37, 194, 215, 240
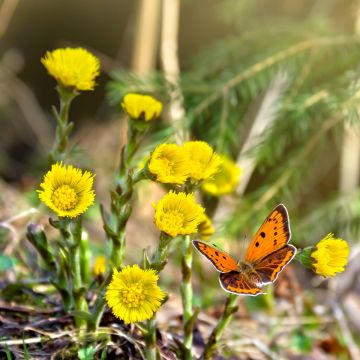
1, 0, 360, 358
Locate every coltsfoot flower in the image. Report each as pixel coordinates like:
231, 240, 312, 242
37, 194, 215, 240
148, 143, 189, 184
198, 214, 215, 240
41, 47, 100, 91
38, 162, 95, 218
121, 93, 162, 122
202, 155, 241, 196
105, 265, 165, 324
154, 191, 205, 238
311, 233, 350, 277
183, 141, 222, 182
93, 255, 106, 277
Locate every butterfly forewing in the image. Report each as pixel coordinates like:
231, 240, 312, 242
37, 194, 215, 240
219, 272, 263, 296
245, 204, 291, 263
254, 244, 296, 284
192, 241, 239, 273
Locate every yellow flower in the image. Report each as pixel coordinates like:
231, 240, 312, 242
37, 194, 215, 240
198, 215, 215, 240
183, 141, 222, 182
154, 191, 205, 238
38, 162, 95, 218
105, 265, 165, 324
93, 255, 106, 277
202, 155, 241, 196
121, 93, 162, 121
148, 144, 189, 184
311, 233, 350, 277
41, 48, 100, 91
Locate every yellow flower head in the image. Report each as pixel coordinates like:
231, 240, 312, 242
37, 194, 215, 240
154, 191, 205, 238
105, 265, 165, 324
121, 93, 163, 122
198, 214, 215, 240
148, 144, 189, 184
41, 48, 100, 91
93, 255, 106, 277
311, 233, 350, 277
202, 155, 241, 196
38, 162, 95, 218
183, 141, 222, 182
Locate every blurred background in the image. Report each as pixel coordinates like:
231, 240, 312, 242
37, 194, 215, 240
1, 0, 360, 358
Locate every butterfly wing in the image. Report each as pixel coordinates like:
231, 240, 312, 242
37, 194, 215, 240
192, 240, 239, 273
255, 245, 296, 284
245, 204, 291, 263
219, 272, 263, 296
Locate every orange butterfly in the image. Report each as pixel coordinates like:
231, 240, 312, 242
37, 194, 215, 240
193, 204, 296, 296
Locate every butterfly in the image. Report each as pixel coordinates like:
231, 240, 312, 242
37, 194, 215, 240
193, 204, 296, 296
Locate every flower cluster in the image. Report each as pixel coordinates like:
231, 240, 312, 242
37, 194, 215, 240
311, 233, 350, 277
38, 162, 95, 218
121, 93, 163, 122
148, 141, 222, 185
202, 154, 241, 196
105, 265, 165, 324
153, 191, 205, 238
41, 47, 100, 91
298, 233, 350, 277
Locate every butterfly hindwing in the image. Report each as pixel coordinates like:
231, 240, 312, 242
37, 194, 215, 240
192, 241, 239, 273
254, 244, 296, 284
245, 204, 291, 262
219, 272, 263, 296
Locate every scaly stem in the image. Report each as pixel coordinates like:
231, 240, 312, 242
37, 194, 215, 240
143, 318, 157, 360
80, 231, 91, 285
202, 294, 239, 359
141, 232, 172, 356
181, 234, 193, 360
103, 122, 146, 269
49, 85, 78, 164
88, 271, 113, 332
68, 218, 88, 329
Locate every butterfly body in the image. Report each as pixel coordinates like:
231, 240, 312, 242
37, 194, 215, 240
193, 204, 296, 296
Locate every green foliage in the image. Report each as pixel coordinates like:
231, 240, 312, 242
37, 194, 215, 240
78, 346, 95, 360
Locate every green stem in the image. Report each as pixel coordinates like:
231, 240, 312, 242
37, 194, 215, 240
67, 218, 88, 329
80, 231, 91, 285
143, 318, 157, 360
88, 271, 113, 332
104, 121, 146, 269
181, 235, 194, 360
202, 294, 239, 359
48, 85, 78, 164
148, 233, 172, 272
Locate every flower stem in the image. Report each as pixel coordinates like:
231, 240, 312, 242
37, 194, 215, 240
181, 234, 194, 360
88, 271, 113, 332
202, 294, 239, 359
49, 85, 78, 164
67, 218, 88, 329
143, 318, 157, 360
103, 122, 145, 269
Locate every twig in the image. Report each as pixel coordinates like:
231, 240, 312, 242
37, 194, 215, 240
191, 36, 359, 117
0, 62, 53, 150
0, 330, 74, 346
160, 0, 187, 144
131, 0, 161, 73
0, 0, 19, 39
